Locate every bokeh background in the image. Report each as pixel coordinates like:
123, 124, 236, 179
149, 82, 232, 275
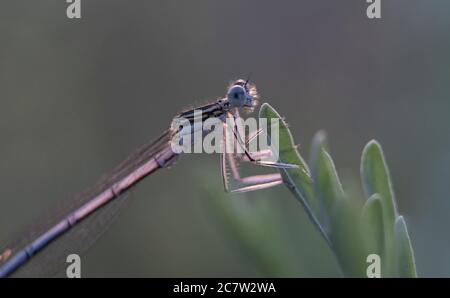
0, 0, 449, 277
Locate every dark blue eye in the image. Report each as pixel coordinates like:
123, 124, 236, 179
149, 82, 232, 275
227, 85, 247, 107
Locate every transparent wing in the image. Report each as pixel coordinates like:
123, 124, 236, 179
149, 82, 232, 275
0, 129, 176, 277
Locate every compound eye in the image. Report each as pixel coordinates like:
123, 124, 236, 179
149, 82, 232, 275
227, 85, 246, 107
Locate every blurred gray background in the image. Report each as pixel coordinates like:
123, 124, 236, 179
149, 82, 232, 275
0, 0, 449, 277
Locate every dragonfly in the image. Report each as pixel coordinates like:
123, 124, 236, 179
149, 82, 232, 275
0, 79, 296, 277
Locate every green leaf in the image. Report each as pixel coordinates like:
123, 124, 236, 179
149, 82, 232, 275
259, 103, 313, 202
315, 148, 345, 233
315, 147, 367, 277
259, 103, 326, 243
361, 193, 384, 257
361, 140, 397, 230
361, 140, 400, 276
394, 216, 417, 277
